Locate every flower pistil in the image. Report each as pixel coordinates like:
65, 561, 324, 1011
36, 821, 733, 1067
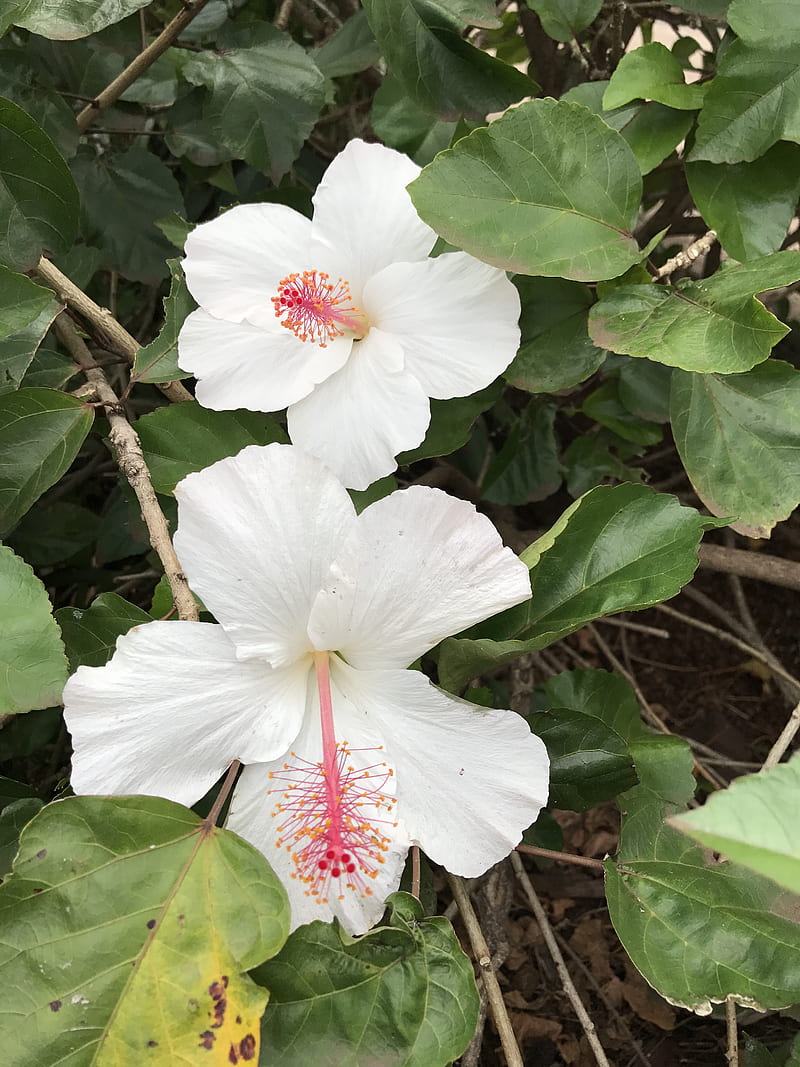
269, 651, 397, 904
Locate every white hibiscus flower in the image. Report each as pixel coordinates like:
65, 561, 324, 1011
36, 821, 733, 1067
62, 444, 549, 935
177, 139, 521, 490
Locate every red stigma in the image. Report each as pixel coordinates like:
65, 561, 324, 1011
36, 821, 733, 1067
271, 270, 365, 347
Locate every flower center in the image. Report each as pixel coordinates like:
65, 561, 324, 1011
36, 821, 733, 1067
271, 270, 367, 348
268, 652, 397, 905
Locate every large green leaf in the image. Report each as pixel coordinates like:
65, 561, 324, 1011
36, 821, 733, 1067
409, 98, 643, 281
0, 388, 94, 533
505, 277, 606, 393
371, 76, 458, 167
0, 301, 61, 395
8, 0, 151, 40
70, 146, 183, 283
314, 9, 381, 78
0, 544, 67, 716
256, 893, 479, 1067
183, 23, 326, 180
606, 741, 800, 1014
689, 41, 800, 164
0, 796, 289, 1066
686, 144, 800, 262
362, 0, 534, 121
131, 259, 195, 384
589, 252, 800, 373
603, 43, 706, 110
727, 0, 800, 49
481, 399, 561, 505
563, 81, 695, 175
6, 500, 99, 566
438, 483, 712, 690
0, 96, 79, 270
135, 402, 289, 494
670, 360, 800, 537
55, 592, 152, 671
0, 49, 78, 159
525, 0, 601, 42
0, 269, 56, 344
670, 755, 800, 894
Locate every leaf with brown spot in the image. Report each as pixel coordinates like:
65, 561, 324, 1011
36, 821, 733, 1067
0, 796, 289, 1066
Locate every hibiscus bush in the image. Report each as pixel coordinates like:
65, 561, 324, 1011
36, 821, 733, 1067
2, 0, 800, 1064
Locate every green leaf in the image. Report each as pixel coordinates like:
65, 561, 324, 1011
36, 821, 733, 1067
582, 381, 663, 445
671, 360, 800, 537
70, 145, 184, 283
0, 302, 61, 395
563, 435, 642, 497
55, 592, 152, 671
131, 259, 195, 384
563, 82, 694, 175
6, 500, 100, 566
0, 388, 93, 533
728, 0, 800, 49
506, 277, 606, 393
670, 755, 800, 894
0, 49, 78, 159
543, 668, 646, 742
314, 9, 381, 78
686, 144, 800, 262
0, 798, 43, 877
370, 76, 458, 167
617, 358, 672, 423
482, 399, 561, 505
362, 0, 535, 121
0, 544, 67, 716
21, 346, 75, 391
0, 795, 289, 1065
525, 0, 601, 42
409, 98, 643, 281
0, 269, 56, 344
9, 0, 151, 40
183, 23, 326, 180
603, 43, 707, 110
589, 252, 800, 373
135, 402, 289, 494
689, 41, 800, 164
398, 381, 501, 465
256, 893, 479, 1067
606, 749, 800, 1014
438, 483, 710, 690
529, 707, 637, 810
0, 96, 79, 270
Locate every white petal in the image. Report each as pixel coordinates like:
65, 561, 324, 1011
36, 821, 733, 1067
63, 622, 311, 806
183, 203, 312, 322
227, 668, 409, 935
177, 308, 350, 412
364, 252, 521, 399
336, 663, 550, 875
287, 327, 431, 491
309, 140, 436, 298
308, 485, 531, 669
173, 444, 357, 667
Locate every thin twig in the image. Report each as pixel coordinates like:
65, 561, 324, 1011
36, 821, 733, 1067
37, 258, 192, 405
411, 845, 421, 899
656, 229, 717, 279
75, 0, 214, 133
516, 844, 605, 872
597, 616, 671, 639
762, 701, 800, 770
53, 314, 198, 622
274, 0, 294, 28
725, 996, 739, 1067
510, 852, 611, 1067
446, 873, 523, 1067
654, 604, 800, 693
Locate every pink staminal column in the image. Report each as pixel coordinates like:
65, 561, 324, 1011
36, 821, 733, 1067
269, 651, 397, 905
271, 270, 367, 347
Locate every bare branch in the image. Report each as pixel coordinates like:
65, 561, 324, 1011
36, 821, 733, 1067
656, 229, 717, 279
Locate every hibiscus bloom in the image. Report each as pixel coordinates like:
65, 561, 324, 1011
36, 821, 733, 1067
62, 445, 549, 934
177, 139, 521, 490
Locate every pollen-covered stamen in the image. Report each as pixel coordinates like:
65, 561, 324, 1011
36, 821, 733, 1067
271, 270, 366, 348
267, 652, 397, 905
